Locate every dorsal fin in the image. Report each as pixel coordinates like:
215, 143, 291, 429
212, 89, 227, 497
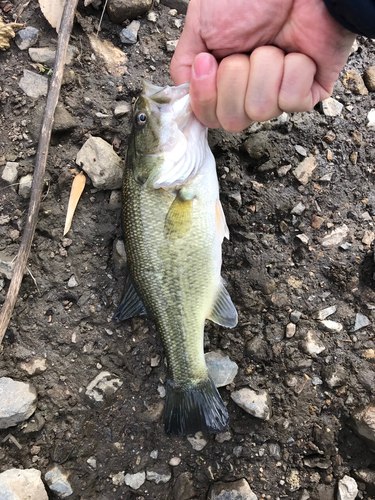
113, 272, 147, 322
207, 281, 237, 328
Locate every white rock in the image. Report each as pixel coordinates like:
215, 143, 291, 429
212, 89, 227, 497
18, 70, 48, 99
312, 305, 337, 320
166, 40, 179, 52
125, 471, 146, 490
68, 275, 78, 288
157, 384, 166, 398
351, 313, 371, 332
231, 388, 272, 420
76, 136, 123, 190
296, 234, 309, 245
19, 358, 47, 375
150, 450, 158, 459
1, 162, 19, 184
367, 109, 375, 128
291, 201, 306, 215
146, 470, 171, 483
337, 475, 359, 500
362, 230, 375, 246
302, 330, 325, 356
208, 478, 258, 500
87, 457, 97, 469
295, 145, 307, 156
353, 406, 375, 450
293, 156, 316, 185
85, 371, 123, 402
322, 224, 349, 247
215, 431, 232, 443
319, 320, 343, 333
205, 350, 238, 387
169, 457, 181, 466
321, 97, 343, 117
187, 431, 208, 451
19, 174, 33, 199
0, 377, 37, 429
277, 164, 292, 177
111, 471, 125, 486
44, 466, 73, 498
114, 101, 132, 117
286, 323, 296, 338
0, 468, 48, 500
147, 11, 157, 22
29, 46, 77, 66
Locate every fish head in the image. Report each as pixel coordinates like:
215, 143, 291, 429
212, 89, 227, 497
128, 80, 207, 189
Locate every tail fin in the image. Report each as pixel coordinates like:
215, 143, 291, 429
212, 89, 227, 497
164, 377, 229, 435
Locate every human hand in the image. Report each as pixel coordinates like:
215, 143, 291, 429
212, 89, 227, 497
170, 0, 356, 132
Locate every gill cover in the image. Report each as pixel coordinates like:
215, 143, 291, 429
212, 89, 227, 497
132, 81, 212, 190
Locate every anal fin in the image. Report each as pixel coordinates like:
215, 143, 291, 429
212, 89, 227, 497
207, 282, 238, 328
113, 273, 147, 322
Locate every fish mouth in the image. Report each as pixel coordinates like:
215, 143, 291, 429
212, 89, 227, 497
142, 79, 190, 103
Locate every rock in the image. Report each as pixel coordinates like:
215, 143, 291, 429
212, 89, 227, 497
231, 388, 271, 420
108, 0, 152, 23
169, 456, 181, 466
242, 134, 269, 160
207, 478, 257, 500
291, 310, 302, 323
277, 164, 292, 177
364, 66, 375, 92
246, 336, 269, 361
53, 103, 76, 132
20, 358, 47, 375
19, 174, 33, 198
1, 161, 19, 183
357, 370, 375, 394
343, 69, 368, 95
362, 230, 375, 245
114, 101, 132, 117
111, 471, 125, 485
45, 466, 73, 498
172, 472, 196, 500
215, 430, 232, 443
286, 322, 296, 338
351, 313, 371, 332
324, 365, 347, 389
28, 45, 77, 66
337, 476, 358, 500
67, 275, 78, 288
293, 156, 316, 185
147, 11, 157, 22
87, 457, 97, 469
146, 470, 171, 483
353, 469, 375, 496
166, 39, 179, 52
15, 26, 39, 50
319, 320, 343, 333
268, 442, 282, 460
85, 371, 123, 402
205, 350, 238, 387
352, 406, 375, 451
301, 330, 325, 356
295, 144, 307, 156
291, 202, 306, 215
22, 411, 45, 434
0, 468, 48, 500
113, 239, 127, 269
125, 471, 146, 490
19, 69, 48, 99
340, 242, 352, 250
322, 224, 349, 247
0, 253, 15, 280
76, 136, 123, 190
228, 191, 242, 208
321, 97, 343, 117
0, 377, 37, 429
119, 20, 140, 44
367, 109, 375, 128
160, 0, 189, 13
296, 234, 309, 245
187, 431, 207, 451
313, 306, 337, 320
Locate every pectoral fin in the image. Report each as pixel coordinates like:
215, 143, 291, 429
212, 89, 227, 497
113, 273, 147, 321
216, 199, 229, 241
164, 192, 194, 239
208, 282, 238, 328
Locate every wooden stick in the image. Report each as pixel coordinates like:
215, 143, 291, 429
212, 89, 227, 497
0, 0, 79, 344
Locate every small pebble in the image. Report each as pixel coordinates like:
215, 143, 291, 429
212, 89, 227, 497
169, 457, 181, 466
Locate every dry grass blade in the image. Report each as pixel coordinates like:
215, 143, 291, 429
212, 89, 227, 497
63, 172, 86, 236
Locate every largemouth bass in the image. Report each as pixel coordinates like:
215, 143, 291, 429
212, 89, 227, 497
114, 81, 238, 435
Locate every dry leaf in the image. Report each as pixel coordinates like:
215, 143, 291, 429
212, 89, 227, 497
38, 0, 65, 32
0, 16, 24, 50
63, 172, 86, 236
88, 34, 127, 76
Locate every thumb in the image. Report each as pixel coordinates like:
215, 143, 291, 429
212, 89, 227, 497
169, 0, 207, 85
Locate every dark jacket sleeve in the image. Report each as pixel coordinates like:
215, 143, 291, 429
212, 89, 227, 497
323, 0, 375, 38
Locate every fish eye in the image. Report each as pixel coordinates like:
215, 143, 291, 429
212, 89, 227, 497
136, 112, 147, 127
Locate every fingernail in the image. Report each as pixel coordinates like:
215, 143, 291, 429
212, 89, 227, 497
193, 53, 214, 79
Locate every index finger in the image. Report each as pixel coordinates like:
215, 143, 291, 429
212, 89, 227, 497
170, 1, 207, 85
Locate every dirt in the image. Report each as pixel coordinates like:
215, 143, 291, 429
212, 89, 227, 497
0, 1, 375, 499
